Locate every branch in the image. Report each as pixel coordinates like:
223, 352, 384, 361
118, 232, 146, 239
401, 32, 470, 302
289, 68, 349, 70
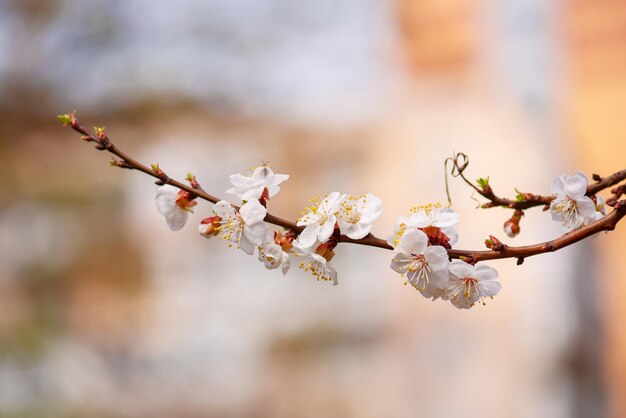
445, 152, 626, 210
60, 114, 626, 265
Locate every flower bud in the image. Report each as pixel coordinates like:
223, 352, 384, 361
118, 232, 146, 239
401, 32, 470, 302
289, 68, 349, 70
503, 209, 523, 238
175, 190, 197, 212
274, 230, 296, 252
199, 216, 221, 237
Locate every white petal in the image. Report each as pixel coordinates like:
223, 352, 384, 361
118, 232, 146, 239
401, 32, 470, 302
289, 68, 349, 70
551, 175, 566, 195
243, 222, 267, 246
448, 260, 474, 279
424, 245, 450, 271
155, 185, 178, 217
281, 255, 290, 275
475, 264, 498, 282
225, 185, 246, 198
297, 225, 320, 248
213, 200, 236, 217
432, 208, 460, 228
297, 212, 321, 226
576, 197, 596, 219
390, 254, 411, 274
327, 264, 338, 285
480, 280, 502, 297
240, 199, 267, 224
239, 235, 256, 255
266, 185, 281, 198
318, 217, 336, 242
442, 227, 459, 246
320, 192, 344, 213
398, 229, 428, 255
564, 172, 588, 198
229, 173, 251, 187
342, 222, 372, 240
241, 186, 266, 202
165, 208, 188, 231
251, 166, 273, 182
428, 270, 450, 290
270, 174, 289, 187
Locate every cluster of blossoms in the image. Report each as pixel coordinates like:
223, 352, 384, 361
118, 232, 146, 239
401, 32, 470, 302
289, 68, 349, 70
152, 165, 608, 310
388, 204, 501, 308
154, 164, 384, 286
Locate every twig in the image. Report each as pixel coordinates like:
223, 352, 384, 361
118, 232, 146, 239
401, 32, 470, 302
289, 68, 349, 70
445, 152, 626, 210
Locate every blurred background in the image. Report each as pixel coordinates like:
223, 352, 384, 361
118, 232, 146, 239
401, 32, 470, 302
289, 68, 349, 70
0, 0, 625, 417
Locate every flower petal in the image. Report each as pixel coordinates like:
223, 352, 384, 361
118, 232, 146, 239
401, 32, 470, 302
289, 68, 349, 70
480, 280, 501, 297
239, 235, 256, 255
432, 207, 459, 228
165, 208, 188, 231
251, 166, 273, 182
576, 196, 596, 219
281, 254, 290, 275
320, 192, 344, 212
343, 223, 372, 240
398, 229, 428, 255
448, 260, 474, 279
564, 172, 588, 198
297, 225, 320, 248
551, 175, 566, 195
390, 254, 411, 274
240, 199, 267, 224
318, 217, 336, 242
213, 200, 236, 217
155, 185, 178, 217
475, 264, 498, 282
424, 245, 450, 271
229, 173, 251, 187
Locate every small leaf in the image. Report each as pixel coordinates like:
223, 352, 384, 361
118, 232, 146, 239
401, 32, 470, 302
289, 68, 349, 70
57, 114, 72, 126
476, 177, 490, 188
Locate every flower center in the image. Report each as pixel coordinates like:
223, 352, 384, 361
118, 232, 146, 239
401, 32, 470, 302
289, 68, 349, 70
553, 197, 579, 227
218, 213, 244, 247
404, 255, 432, 290
447, 277, 492, 307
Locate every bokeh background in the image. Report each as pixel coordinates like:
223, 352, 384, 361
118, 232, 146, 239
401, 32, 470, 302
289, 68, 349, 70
1, 0, 625, 417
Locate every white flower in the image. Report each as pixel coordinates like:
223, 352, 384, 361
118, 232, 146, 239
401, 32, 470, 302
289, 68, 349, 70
296, 192, 345, 248
155, 185, 196, 231
295, 251, 338, 285
389, 229, 450, 299
446, 260, 501, 309
211, 199, 267, 255
258, 242, 290, 275
388, 203, 459, 248
550, 171, 596, 232
337, 193, 383, 239
227, 165, 289, 201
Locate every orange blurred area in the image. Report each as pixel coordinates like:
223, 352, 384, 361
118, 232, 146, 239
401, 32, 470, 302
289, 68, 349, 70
0, 1, 624, 417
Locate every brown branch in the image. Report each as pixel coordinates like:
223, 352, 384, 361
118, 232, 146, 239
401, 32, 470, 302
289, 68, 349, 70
589, 170, 626, 195
339, 200, 626, 262
61, 114, 626, 265
445, 152, 626, 211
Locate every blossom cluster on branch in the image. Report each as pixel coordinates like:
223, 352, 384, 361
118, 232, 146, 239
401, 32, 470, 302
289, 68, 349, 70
58, 113, 626, 310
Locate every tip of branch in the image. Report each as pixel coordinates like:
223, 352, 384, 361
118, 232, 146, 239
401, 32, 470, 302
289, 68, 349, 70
57, 112, 77, 127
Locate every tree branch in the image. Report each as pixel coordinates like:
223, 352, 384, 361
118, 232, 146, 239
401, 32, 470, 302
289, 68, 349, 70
61, 114, 626, 264
445, 152, 626, 210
